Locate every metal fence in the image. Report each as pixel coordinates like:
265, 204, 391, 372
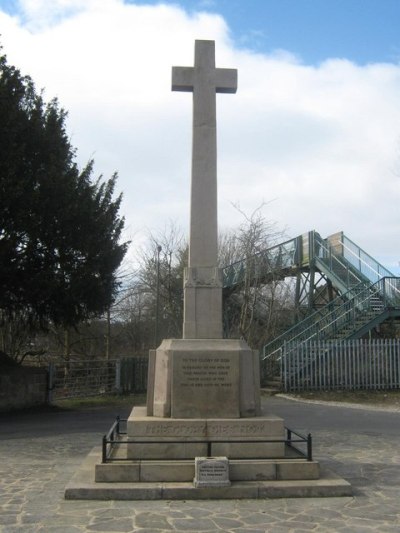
48, 357, 148, 401
281, 339, 400, 392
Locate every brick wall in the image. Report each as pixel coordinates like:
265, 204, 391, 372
0, 366, 48, 411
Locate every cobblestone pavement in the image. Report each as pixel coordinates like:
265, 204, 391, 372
1, 401, 400, 532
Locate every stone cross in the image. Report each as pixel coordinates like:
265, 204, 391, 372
172, 40, 237, 339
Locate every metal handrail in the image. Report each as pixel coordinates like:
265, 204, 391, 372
263, 277, 400, 361
262, 280, 365, 360
222, 230, 400, 366
102, 418, 313, 462
102, 416, 122, 462
316, 235, 369, 290
222, 236, 299, 288
342, 234, 394, 284
263, 230, 399, 363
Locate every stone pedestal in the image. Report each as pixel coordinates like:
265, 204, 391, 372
127, 335, 285, 468
126, 406, 285, 460
147, 338, 261, 419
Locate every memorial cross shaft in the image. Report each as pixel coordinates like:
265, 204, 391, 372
172, 40, 237, 339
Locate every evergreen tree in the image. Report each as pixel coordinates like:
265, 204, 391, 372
0, 49, 128, 332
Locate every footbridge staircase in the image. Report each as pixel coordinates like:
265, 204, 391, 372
222, 231, 400, 381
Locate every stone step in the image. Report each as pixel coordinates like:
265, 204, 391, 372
65, 447, 352, 500
95, 456, 320, 483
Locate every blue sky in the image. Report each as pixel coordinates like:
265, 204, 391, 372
2, 0, 400, 64
129, 0, 400, 64
0, 0, 399, 272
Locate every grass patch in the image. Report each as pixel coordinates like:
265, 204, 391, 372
53, 393, 146, 410
289, 389, 400, 406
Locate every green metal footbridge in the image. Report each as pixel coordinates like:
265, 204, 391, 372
222, 230, 400, 379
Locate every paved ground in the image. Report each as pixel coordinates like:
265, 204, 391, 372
1, 397, 400, 532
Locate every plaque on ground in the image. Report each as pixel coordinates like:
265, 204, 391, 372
194, 457, 231, 488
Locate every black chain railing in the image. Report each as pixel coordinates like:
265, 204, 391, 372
102, 418, 312, 463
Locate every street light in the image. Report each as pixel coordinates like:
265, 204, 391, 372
154, 244, 162, 348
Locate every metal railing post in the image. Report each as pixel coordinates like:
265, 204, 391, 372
307, 433, 312, 461
115, 359, 122, 394
382, 277, 386, 306
47, 363, 55, 404
102, 435, 107, 463
207, 441, 212, 457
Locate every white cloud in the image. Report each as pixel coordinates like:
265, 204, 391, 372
10, 0, 88, 30
1, 0, 400, 271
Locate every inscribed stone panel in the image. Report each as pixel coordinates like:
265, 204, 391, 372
171, 351, 240, 418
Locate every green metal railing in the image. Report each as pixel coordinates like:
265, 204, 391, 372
223, 230, 395, 293
341, 234, 395, 284
263, 277, 400, 362
262, 284, 359, 361
222, 236, 300, 288
262, 232, 375, 363
221, 229, 400, 381
314, 233, 369, 292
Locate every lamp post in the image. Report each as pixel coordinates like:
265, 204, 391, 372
105, 307, 111, 361
154, 244, 162, 348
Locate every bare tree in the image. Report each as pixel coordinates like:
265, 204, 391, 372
221, 204, 294, 349
0, 310, 46, 364
112, 223, 187, 353
13, 213, 296, 364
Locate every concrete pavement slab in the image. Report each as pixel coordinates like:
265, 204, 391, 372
1, 397, 400, 532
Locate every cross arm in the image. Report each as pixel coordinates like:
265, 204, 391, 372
216, 68, 238, 94
172, 66, 194, 92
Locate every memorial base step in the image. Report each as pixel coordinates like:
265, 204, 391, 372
126, 406, 285, 459
65, 448, 352, 500
95, 457, 321, 483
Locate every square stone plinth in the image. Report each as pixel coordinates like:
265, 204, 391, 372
149, 338, 261, 419
126, 407, 285, 460
172, 347, 239, 418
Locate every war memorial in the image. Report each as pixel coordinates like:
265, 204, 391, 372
65, 40, 352, 500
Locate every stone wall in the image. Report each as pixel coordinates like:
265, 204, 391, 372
0, 366, 48, 411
